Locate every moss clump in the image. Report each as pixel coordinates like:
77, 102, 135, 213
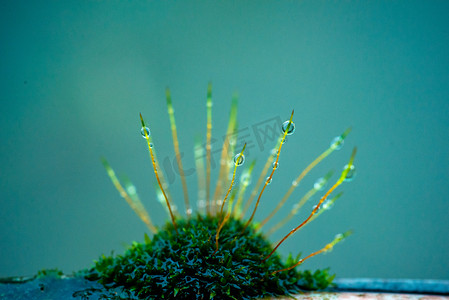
36, 268, 64, 279
87, 215, 334, 299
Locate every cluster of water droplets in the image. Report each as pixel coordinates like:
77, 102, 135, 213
140, 126, 153, 147
262, 119, 297, 186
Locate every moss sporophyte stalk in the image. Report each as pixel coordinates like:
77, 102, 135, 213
86, 84, 357, 299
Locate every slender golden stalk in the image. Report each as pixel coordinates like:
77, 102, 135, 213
194, 137, 207, 214
267, 189, 343, 237
219, 143, 246, 216
261, 170, 334, 233
213, 144, 246, 255
140, 113, 178, 234
150, 147, 177, 217
166, 88, 191, 217
218, 121, 239, 213
265, 188, 316, 236
211, 94, 238, 215
271, 231, 352, 275
206, 83, 213, 215
101, 158, 157, 234
304, 191, 344, 226
154, 182, 180, 219
240, 150, 276, 218
232, 159, 256, 218
226, 188, 239, 213
261, 128, 351, 227
263, 147, 357, 262
266, 182, 342, 238
241, 110, 294, 233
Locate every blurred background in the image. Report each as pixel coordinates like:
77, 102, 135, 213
1, 1, 448, 280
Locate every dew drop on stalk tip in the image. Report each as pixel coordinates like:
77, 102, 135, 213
330, 136, 344, 150
140, 126, 151, 138
343, 164, 356, 182
281, 120, 296, 135
233, 153, 245, 166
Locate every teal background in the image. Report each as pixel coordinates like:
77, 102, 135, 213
1, 1, 448, 280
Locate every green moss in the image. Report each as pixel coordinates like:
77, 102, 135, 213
86, 215, 334, 299
36, 268, 64, 279
82, 86, 356, 299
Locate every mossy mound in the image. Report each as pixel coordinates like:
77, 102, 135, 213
87, 215, 334, 299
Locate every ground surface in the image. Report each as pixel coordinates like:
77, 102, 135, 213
0, 277, 448, 299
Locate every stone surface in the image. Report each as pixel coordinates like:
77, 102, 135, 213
283, 293, 449, 299
1, 277, 448, 299
333, 279, 449, 295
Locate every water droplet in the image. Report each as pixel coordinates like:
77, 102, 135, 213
282, 138, 287, 144
126, 185, 137, 195
272, 161, 279, 169
330, 136, 344, 150
186, 208, 193, 215
198, 200, 206, 208
271, 148, 278, 157
149, 143, 154, 148
313, 204, 321, 212
292, 203, 300, 214
233, 153, 245, 166
322, 200, 334, 210
140, 127, 150, 138
281, 121, 296, 135
292, 180, 298, 187
334, 233, 344, 241
314, 177, 327, 191
240, 173, 251, 186
343, 164, 356, 182
156, 190, 164, 203
266, 177, 272, 185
